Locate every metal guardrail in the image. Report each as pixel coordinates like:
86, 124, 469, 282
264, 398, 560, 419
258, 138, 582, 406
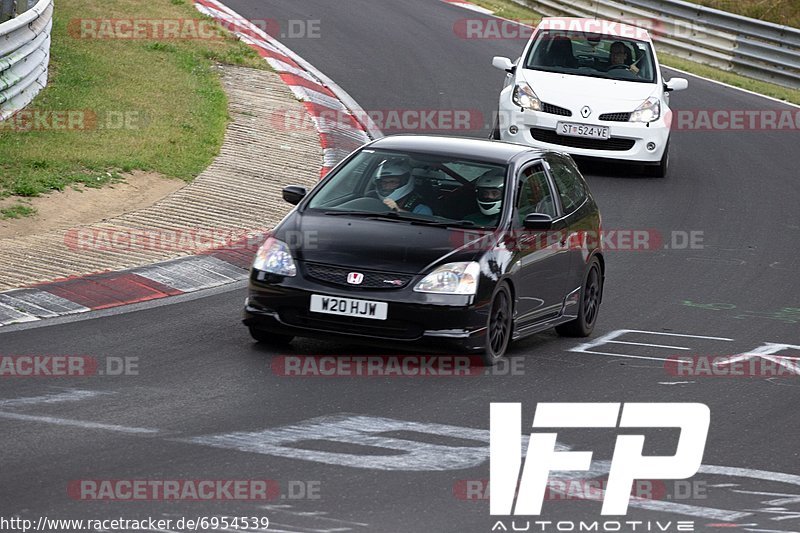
0, 0, 52, 122
514, 0, 800, 89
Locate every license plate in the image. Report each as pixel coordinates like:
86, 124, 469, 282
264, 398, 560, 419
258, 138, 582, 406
309, 294, 388, 320
556, 122, 610, 140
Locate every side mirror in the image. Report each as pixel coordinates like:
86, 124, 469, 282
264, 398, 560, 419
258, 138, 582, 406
282, 185, 307, 205
523, 213, 553, 230
492, 56, 515, 73
665, 78, 688, 92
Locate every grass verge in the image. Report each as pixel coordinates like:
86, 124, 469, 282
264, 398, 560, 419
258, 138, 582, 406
468, 0, 800, 106
0, 0, 266, 204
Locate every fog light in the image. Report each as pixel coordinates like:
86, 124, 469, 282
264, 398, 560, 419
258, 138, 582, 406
646, 142, 656, 151
509, 125, 519, 135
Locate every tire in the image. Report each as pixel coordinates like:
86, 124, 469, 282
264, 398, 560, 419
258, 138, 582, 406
249, 327, 294, 345
480, 284, 513, 366
645, 141, 669, 178
556, 258, 602, 337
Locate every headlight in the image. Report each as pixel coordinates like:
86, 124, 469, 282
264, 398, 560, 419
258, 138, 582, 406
252, 237, 297, 276
512, 82, 542, 111
630, 96, 660, 123
414, 262, 480, 295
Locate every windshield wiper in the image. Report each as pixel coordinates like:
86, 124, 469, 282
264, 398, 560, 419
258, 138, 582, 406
323, 210, 388, 216
323, 210, 481, 228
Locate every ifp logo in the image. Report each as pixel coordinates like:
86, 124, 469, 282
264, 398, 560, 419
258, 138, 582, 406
490, 403, 710, 515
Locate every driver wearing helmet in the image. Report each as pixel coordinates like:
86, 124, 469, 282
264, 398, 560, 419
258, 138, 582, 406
373, 161, 433, 215
464, 169, 505, 226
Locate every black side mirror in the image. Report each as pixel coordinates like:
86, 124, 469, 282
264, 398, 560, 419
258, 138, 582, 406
282, 185, 307, 206
523, 213, 553, 230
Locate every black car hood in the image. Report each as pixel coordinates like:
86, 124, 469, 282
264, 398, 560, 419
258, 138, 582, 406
279, 211, 492, 274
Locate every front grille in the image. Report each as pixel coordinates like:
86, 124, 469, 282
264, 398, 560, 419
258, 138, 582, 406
541, 102, 572, 117
599, 112, 631, 122
280, 308, 423, 340
530, 128, 635, 151
304, 262, 413, 289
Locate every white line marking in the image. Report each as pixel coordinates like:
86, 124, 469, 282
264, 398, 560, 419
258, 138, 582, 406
570, 329, 735, 361
257, 506, 369, 527
609, 340, 693, 350
182, 414, 495, 471
0, 411, 159, 434
0, 388, 109, 408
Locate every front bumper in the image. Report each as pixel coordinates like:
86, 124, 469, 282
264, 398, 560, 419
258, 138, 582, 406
243, 273, 491, 352
498, 101, 669, 163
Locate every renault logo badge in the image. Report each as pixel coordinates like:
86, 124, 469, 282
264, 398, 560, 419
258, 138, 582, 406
581, 106, 591, 118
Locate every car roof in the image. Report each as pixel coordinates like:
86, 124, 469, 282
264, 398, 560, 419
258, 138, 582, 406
368, 135, 546, 165
537, 17, 652, 43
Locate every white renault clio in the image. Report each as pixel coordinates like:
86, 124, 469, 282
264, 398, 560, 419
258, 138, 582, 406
492, 18, 687, 177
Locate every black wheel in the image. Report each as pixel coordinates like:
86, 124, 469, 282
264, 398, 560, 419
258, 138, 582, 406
249, 327, 294, 345
481, 284, 513, 365
645, 141, 669, 178
489, 114, 501, 140
556, 258, 602, 337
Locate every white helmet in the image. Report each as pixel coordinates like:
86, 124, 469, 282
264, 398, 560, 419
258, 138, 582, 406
374, 160, 414, 201
475, 169, 505, 216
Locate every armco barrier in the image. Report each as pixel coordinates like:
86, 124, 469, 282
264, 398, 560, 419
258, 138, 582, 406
0, 0, 53, 122
513, 0, 800, 89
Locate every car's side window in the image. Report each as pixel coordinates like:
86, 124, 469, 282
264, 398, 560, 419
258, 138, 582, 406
548, 156, 587, 215
516, 163, 557, 223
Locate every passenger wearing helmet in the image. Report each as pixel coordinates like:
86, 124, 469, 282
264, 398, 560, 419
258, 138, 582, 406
373, 160, 432, 215
464, 169, 505, 227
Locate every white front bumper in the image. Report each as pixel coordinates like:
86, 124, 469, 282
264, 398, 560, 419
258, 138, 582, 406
498, 100, 670, 163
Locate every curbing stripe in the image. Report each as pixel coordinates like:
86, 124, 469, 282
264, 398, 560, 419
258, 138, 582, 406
0, 303, 40, 326
133, 256, 248, 293
276, 73, 337, 98
41, 273, 183, 311
0, 290, 90, 318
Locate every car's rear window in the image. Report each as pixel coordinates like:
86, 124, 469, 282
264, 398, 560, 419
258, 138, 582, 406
524, 30, 656, 83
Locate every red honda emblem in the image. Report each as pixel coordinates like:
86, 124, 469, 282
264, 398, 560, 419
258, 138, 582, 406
347, 272, 364, 285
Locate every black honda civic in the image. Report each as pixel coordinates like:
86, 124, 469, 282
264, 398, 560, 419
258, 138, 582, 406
243, 135, 604, 364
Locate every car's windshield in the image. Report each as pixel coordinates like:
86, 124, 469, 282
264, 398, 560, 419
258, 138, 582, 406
524, 30, 656, 83
306, 149, 509, 229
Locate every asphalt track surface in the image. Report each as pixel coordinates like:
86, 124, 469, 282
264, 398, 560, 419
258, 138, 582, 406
1, 1, 799, 532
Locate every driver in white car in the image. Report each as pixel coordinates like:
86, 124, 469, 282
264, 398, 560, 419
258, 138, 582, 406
609, 41, 639, 74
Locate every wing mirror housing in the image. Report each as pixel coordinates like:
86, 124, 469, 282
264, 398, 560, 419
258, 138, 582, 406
665, 77, 688, 92
492, 56, 515, 74
523, 213, 554, 230
282, 185, 307, 205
